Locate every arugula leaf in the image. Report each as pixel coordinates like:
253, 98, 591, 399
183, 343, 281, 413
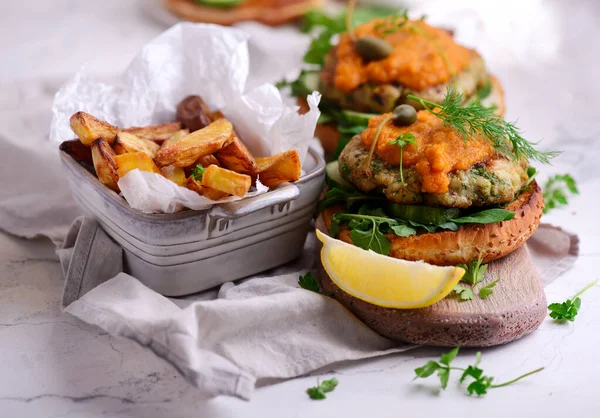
303, 30, 335, 66
543, 174, 579, 214
548, 278, 597, 322
315, 187, 378, 216
298, 272, 320, 294
306, 378, 339, 400
457, 257, 488, 286
453, 284, 474, 301
479, 279, 499, 299
191, 164, 205, 181
350, 222, 391, 255
390, 224, 417, 237
451, 209, 515, 224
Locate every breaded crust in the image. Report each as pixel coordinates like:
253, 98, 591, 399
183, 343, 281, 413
321, 181, 544, 266
162, 0, 323, 26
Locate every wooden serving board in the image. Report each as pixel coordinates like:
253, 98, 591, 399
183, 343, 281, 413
315, 220, 547, 348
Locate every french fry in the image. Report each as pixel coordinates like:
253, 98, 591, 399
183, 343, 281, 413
91, 139, 119, 192
187, 177, 229, 201
113, 131, 160, 158
160, 165, 187, 187
195, 154, 221, 168
70, 112, 117, 146
160, 129, 190, 151
155, 118, 234, 168
114, 152, 161, 179
256, 149, 301, 188
123, 122, 182, 142
215, 135, 257, 175
201, 165, 251, 198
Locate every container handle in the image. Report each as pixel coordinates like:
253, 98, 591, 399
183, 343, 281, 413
215, 183, 300, 218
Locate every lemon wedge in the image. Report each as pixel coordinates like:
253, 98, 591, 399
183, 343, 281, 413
316, 229, 465, 309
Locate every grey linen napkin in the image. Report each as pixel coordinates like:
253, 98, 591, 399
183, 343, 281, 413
57, 217, 579, 400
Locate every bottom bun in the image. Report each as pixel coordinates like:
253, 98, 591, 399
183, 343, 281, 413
321, 181, 544, 266
162, 0, 322, 26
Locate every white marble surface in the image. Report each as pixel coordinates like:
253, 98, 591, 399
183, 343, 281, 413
1, 0, 600, 417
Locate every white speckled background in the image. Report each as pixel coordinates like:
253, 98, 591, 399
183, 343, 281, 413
1, 0, 599, 417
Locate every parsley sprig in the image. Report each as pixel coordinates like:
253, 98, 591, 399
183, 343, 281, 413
407, 88, 559, 164
542, 174, 579, 213
414, 347, 544, 396
298, 272, 320, 294
388, 133, 417, 184
191, 164, 205, 181
306, 378, 339, 400
548, 279, 598, 322
453, 257, 497, 300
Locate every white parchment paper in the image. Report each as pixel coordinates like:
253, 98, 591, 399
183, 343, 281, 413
50, 22, 320, 213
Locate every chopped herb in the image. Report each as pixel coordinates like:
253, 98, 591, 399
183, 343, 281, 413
407, 88, 560, 165
543, 174, 579, 214
298, 272, 320, 294
457, 256, 488, 286
414, 347, 544, 396
191, 164, 205, 181
388, 133, 417, 184
306, 378, 339, 400
548, 279, 597, 322
453, 284, 474, 301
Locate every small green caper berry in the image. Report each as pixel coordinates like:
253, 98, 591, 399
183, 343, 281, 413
392, 104, 417, 126
355, 36, 393, 61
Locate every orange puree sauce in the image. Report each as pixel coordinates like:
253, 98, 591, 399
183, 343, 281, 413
334, 19, 472, 93
361, 111, 494, 194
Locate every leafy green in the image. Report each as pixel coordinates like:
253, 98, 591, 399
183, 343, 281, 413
548, 279, 597, 322
407, 88, 560, 165
453, 284, 474, 301
298, 272, 320, 294
388, 133, 417, 184
306, 378, 339, 400
478, 279, 499, 299
450, 208, 515, 224
315, 187, 380, 216
191, 164, 205, 181
543, 174, 579, 214
301, 6, 395, 34
457, 257, 488, 286
414, 347, 544, 396
390, 224, 417, 237
476, 81, 493, 101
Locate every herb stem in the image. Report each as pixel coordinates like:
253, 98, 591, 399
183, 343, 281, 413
347, 0, 357, 41
572, 279, 599, 300
363, 114, 394, 176
490, 367, 544, 388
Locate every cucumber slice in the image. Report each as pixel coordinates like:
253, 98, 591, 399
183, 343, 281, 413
387, 203, 462, 225
326, 161, 354, 191
341, 110, 379, 126
194, 0, 243, 8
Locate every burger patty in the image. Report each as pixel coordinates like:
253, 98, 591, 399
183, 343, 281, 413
339, 136, 528, 208
320, 51, 488, 114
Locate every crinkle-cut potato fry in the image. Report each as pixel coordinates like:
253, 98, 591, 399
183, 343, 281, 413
70, 112, 117, 146
114, 152, 161, 179
256, 149, 301, 188
216, 135, 257, 176
187, 176, 229, 201
161, 165, 187, 187
91, 139, 119, 192
155, 119, 234, 168
113, 131, 160, 158
201, 165, 251, 198
123, 122, 182, 142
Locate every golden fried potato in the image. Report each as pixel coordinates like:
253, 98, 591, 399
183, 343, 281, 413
113, 131, 160, 159
160, 165, 187, 187
91, 139, 119, 192
155, 119, 234, 168
114, 152, 161, 179
215, 135, 257, 176
123, 122, 182, 142
187, 177, 228, 200
195, 154, 221, 168
70, 112, 117, 146
201, 165, 251, 198
160, 129, 190, 150
256, 149, 301, 188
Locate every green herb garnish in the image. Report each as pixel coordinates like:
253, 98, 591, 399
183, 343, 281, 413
457, 256, 488, 286
306, 378, 339, 400
298, 272, 320, 294
453, 284, 474, 301
548, 279, 597, 322
388, 133, 417, 184
478, 279, 499, 299
407, 88, 559, 164
542, 174, 579, 214
414, 347, 544, 396
191, 164, 205, 181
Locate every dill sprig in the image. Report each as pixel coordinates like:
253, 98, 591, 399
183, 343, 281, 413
407, 88, 559, 164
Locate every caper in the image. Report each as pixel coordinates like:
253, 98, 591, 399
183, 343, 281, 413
392, 104, 417, 126
355, 36, 393, 61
